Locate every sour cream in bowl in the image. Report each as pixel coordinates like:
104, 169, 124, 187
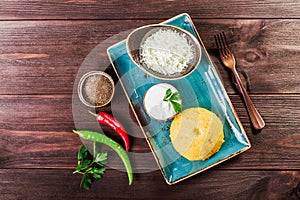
143, 83, 181, 121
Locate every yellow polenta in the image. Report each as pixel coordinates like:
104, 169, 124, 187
170, 107, 224, 161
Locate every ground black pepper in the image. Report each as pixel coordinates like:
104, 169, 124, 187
82, 74, 113, 106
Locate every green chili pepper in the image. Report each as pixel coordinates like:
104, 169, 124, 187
73, 130, 133, 185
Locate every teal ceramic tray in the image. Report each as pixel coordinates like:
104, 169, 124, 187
107, 13, 251, 185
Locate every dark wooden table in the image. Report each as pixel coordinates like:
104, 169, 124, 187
1, 1, 300, 199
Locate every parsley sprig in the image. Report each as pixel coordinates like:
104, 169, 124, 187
73, 144, 107, 190
163, 88, 182, 113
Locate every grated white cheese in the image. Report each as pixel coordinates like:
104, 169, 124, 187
140, 29, 195, 75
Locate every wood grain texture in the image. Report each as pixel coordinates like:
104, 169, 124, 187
1, 1, 300, 198
198, 19, 300, 94
0, 0, 299, 20
0, 169, 299, 200
0, 20, 151, 95
0, 19, 299, 95
0, 94, 298, 131
0, 94, 299, 169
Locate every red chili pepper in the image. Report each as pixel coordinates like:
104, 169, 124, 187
89, 111, 130, 151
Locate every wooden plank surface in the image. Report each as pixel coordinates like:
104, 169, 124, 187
0, 19, 299, 95
0, 0, 300, 20
0, 95, 299, 169
1, 1, 300, 199
1, 94, 299, 131
0, 169, 299, 200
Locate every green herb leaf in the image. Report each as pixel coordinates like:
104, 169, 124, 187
93, 167, 106, 175
80, 175, 85, 187
171, 100, 182, 113
95, 152, 108, 164
78, 145, 88, 162
169, 92, 181, 102
163, 88, 172, 101
163, 88, 182, 113
80, 175, 89, 189
91, 167, 106, 179
80, 159, 92, 169
92, 173, 101, 179
74, 146, 108, 190
83, 176, 92, 190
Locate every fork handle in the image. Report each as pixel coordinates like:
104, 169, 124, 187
232, 69, 265, 130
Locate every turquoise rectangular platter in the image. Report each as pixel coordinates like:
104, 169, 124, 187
107, 13, 251, 185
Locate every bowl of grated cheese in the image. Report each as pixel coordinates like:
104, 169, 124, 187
126, 24, 201, 80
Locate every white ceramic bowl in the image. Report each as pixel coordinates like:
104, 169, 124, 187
127, 24, 201, 80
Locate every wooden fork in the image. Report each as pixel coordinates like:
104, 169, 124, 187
215, 32, 265, 130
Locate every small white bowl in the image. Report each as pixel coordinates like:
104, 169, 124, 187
143, 83, 181, 121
